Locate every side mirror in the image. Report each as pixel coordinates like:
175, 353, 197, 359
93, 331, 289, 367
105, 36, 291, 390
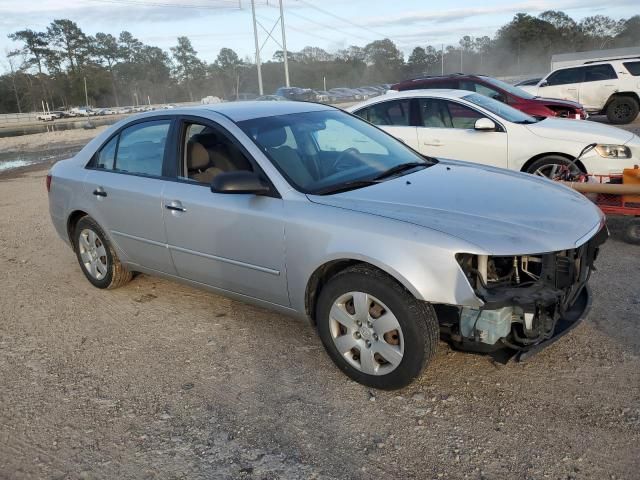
211, 171, 271, 195
539, 80, 548, 87
474, 118, 496, 131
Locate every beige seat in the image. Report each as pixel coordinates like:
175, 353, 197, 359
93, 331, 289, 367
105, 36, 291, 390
187, 141, 222, 183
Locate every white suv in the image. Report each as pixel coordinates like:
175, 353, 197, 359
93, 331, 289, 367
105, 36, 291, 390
520, 59, 640, 124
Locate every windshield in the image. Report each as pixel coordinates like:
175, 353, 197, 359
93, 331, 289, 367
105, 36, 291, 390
238, 110, 435, 194
463, 93, 538, 124
481, 76, 536, 99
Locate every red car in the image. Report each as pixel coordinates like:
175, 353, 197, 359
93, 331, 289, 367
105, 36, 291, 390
391, 74, 587, 120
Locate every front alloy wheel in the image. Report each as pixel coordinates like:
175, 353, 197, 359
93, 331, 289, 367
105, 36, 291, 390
329, 292, 404, 376
316, 265, 439, 390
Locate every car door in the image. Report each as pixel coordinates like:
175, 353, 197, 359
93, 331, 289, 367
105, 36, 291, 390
83, 118, 178, 275
537, 67, 584, 103
352, 99, 419, 150
579, 64, 619, 111
161, 116, 289, 306
415, 97, 508, 168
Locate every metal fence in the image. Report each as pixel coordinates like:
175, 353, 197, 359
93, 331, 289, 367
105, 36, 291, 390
0, 113, 40, 125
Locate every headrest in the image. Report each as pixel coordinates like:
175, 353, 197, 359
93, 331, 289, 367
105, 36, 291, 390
187, 141, 209, 170
256, 126, 286, 148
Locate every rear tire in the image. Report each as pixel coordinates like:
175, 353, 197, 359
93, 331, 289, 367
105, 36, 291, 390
606, 96, 639, 125
316, 265, 438, 390
73, 216, 132, 289
623, 218, 640, 245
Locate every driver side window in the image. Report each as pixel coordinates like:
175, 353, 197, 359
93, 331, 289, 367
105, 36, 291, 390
181, 121, 254, 185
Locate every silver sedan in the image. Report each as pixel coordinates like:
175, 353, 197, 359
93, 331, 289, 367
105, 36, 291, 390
47, 101, 607, 389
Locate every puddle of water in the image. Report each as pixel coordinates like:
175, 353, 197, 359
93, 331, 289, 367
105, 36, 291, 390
0, 117, 118, 138
0, 146, 82, 173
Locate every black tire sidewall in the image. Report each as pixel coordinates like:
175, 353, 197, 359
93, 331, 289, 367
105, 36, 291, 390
316, 268, 435, 390
607, 97, 639, 125
525, 155, 580, 177
73, 217, 115, 289
624, 219, 640, 245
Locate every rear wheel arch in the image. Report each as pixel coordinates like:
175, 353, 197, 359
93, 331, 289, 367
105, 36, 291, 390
304, 259, 419, 323
67, 210, 89, 251
520, 152, 586, 175
604, 91, 640, 110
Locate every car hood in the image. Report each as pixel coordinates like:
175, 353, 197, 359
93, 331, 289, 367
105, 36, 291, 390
534, 96, 583, 109
307, 161, 603, 255
525, 117, 635, 144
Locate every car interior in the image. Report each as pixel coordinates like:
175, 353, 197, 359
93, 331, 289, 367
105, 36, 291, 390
183, 123, 253, 184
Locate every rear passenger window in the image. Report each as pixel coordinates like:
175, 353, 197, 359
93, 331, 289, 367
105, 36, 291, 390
115, 120, 171, 176
356, 100, 411, 126
584, 64, 617, 82
95, 136, 117, 170
623, 61, 640, 76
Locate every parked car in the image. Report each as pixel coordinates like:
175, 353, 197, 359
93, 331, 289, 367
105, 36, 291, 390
329, 88, 362, 101
313, 91, 330, 103
391, 74, 587, 120
519, 58, 640, 124
348, 90, 639, 176
274, 87, 315, 102
48, 101, 607, 389
257, 95, 288, 101
316, 90, 338, 103
96, 108, 117, 115
36, 112, 56, 121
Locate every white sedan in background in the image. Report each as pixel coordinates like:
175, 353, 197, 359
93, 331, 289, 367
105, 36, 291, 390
348, 90, 639, 177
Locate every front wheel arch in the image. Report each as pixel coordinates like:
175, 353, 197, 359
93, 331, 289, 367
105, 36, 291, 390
305, 259, 418, 324
520, 153, 587, 176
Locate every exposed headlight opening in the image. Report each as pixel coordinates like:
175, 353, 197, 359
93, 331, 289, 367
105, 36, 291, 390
595, 144, 631, 159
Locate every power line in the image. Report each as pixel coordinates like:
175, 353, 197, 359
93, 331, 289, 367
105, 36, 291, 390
268, 4, 374, 43
296, 0, 390, 39
85, 0, 267, 10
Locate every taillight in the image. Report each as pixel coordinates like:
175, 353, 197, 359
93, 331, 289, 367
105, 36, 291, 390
46, 174, 52, 193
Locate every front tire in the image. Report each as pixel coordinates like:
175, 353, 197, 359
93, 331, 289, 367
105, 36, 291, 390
624, 218, 640, 245
606, 96, 639, 125
525, 155, 582, 180
316, 265, 438, 390
73, 216, 132, 289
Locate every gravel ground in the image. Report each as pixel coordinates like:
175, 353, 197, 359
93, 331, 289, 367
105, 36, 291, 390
0, 164, 639, 479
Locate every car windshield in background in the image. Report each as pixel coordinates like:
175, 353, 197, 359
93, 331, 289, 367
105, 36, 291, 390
481, 76, 537, 100
463, 93, 538, 124
238, 110, 435, 195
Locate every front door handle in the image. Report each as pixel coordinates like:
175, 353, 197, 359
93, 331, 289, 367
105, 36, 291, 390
93, 187, 107, 197
423, 141, 443, 146
165, 200, 186, 212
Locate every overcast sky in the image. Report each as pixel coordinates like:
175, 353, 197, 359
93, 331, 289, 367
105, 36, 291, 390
0, 0, 638, 67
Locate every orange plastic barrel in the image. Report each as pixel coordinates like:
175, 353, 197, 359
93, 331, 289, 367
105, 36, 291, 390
623, 166, 640, 204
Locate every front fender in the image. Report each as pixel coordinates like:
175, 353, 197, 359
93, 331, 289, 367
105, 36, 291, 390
284, 202, 484, 317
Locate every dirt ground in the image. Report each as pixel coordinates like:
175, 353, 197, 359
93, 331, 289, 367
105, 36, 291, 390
0, 163, 639, 480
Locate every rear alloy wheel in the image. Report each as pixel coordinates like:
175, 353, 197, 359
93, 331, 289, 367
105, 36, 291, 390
316, 265, 438, 390
526, 155, 582, 180
606, 96, 639, 125
73, 216, 132, 289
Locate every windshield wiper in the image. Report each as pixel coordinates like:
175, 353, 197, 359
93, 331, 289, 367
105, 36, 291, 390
313, 179, 381, 195
372, 162, 429, 181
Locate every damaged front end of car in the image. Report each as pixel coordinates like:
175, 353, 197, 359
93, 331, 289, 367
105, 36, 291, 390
439, 226, 609, 361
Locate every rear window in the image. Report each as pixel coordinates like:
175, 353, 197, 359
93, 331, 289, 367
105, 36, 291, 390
584, 64, 617, 82
623, 61, 640, 76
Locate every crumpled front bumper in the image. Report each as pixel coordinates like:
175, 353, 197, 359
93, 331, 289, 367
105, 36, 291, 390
514, 284, 592, 362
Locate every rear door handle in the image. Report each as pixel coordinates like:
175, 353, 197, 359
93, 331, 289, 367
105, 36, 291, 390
93, 187, 107, 197
165, 200, 186, 212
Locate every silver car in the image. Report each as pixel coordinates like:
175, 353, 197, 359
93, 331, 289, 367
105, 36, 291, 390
47, 101, 607, 389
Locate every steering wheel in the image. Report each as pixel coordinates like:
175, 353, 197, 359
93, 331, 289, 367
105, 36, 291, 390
331, 147, 361, 172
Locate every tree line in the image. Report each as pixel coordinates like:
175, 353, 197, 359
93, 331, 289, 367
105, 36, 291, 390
1, 11, 639, 114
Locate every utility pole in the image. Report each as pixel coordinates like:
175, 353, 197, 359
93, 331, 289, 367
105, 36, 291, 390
279, 0, 290, 87
441, 44, 444, 75
84, 76, 89, 107
251, 0, 263, 95
460, 49, 463, 72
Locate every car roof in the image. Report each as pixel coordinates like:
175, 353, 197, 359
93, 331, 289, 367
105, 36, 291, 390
375, 89, 472, 99
128, 101, 334, 123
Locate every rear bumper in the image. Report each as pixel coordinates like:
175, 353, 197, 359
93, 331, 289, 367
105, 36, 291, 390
514, 284, 592, 361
